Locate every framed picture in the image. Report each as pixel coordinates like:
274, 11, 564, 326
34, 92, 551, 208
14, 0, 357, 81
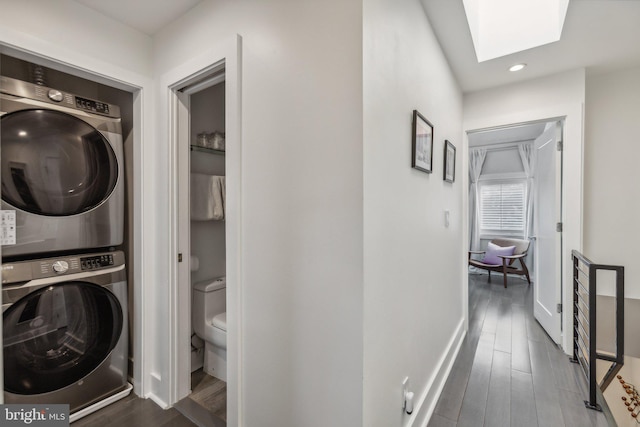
443, 140, 456, 183
411, 110, 433, 173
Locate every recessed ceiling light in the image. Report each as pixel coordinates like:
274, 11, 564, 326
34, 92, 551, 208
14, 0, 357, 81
509, 63, 527, 72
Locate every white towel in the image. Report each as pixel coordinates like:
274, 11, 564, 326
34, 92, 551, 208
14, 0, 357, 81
215, 176, 225, 220
191, 173, 225, 220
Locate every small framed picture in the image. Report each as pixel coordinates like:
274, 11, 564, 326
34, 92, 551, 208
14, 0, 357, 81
443, 140, 456, 183
411, 110, 433, 174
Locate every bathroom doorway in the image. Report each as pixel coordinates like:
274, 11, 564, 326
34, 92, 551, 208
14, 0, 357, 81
167, 38, 243, 425
174, 67, 228, 425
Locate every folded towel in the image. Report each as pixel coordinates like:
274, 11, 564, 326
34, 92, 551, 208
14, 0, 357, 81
219, 176, 225, 218
191, 173, 225, 220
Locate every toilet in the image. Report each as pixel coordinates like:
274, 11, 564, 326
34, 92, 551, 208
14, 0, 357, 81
193, 276, 227, 381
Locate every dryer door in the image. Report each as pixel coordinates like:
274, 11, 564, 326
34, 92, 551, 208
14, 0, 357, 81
0, 109, 118, 216
3, 282, 123, 395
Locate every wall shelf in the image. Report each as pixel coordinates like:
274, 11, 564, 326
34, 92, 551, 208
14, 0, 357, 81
190, 145, 225, 156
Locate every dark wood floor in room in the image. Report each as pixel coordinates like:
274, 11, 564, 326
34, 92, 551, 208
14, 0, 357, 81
428, 274, 609, 427
73, 371, 227, 426
72, 274, 610, 426
73, 394, 195, 427
188, 369, 227, 422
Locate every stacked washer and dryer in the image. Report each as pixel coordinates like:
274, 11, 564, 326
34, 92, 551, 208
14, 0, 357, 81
0, 75, 131, 420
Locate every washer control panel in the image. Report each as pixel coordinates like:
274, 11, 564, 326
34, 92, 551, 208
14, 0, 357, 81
1, 251, 125, 284
37, 257, 80, 276
0, 76, 120, 118
75, 96, 111, 115
81, 254, 115, 270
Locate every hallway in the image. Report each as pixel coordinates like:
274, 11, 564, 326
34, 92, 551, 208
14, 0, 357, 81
429, 274, 609, 427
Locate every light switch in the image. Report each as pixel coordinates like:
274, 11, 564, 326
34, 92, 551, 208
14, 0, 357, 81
444, 210, 450, 228
402, 377, 409, 409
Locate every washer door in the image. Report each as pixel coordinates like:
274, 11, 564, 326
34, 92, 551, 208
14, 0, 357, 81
3, 282, 123, 395
0, 109, 118, 216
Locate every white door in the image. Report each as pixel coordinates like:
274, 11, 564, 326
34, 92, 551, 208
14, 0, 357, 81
533, 121, 563, 344
175, 89, 193, 399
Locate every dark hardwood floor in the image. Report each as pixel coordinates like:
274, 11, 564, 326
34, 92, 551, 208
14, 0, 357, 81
74, 274, 609, 426
428, 273, 609, 427
72, 370, 226, 426
73, 393, 195, 427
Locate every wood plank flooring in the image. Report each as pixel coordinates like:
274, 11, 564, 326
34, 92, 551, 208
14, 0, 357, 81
429, 274, 609, 427
73, 393, 195, 427
71, 371, 226, 426
189, 370, 227, 422
173, 369, 227, 426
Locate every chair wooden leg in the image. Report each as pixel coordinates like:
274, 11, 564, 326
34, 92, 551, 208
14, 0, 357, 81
487, 270, 491, 282
520, 259, 532, 285
503, 260, 508, 288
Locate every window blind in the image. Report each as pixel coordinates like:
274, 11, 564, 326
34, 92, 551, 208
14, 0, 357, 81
479, 181, 526, 232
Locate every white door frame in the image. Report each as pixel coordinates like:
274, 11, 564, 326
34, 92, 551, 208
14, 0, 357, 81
163, 35, 243, 425
463, 103, 583, 354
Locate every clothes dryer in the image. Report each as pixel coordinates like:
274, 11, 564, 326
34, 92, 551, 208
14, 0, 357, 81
2, 250, 129, 415
0, 76, 124, 258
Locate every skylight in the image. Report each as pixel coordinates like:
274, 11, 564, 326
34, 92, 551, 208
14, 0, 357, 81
463, 0, 570, 62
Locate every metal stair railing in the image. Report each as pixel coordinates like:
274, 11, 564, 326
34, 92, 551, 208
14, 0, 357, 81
571, 250, 624, 411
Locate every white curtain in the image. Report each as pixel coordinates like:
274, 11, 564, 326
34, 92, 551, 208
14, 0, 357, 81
469, 148, 487, 250
518, 142, 536, 240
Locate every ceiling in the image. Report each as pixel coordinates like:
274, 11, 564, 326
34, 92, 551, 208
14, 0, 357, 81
422, 0, 640, 93
72, 0, 640, 94
74, 0, 202, 36
468, 122, 549, 147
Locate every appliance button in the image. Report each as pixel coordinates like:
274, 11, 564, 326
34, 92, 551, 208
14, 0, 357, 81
48, 89, 64, 102
52, 260, 69, 273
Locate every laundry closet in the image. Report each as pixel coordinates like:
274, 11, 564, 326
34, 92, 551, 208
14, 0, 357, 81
0, 54, 136, 421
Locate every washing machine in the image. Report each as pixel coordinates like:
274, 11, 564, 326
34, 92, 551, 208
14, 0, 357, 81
2, 250, 129, 415
0, 75, 124, 258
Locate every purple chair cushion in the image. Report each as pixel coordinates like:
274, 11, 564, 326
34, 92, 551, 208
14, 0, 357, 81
482, 242, 515, 265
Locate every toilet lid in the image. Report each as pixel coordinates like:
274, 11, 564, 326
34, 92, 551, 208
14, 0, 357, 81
212, 312, 227, 331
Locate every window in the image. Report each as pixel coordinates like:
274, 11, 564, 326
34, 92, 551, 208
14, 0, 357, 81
479, 180, 526, 234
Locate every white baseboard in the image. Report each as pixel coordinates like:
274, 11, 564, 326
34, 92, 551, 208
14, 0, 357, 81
145, 372, 170, 409
406, 318, 466, 427
145, 390, 170, 410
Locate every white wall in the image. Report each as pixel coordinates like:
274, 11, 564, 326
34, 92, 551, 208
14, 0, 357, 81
464, 70, 585, 124
464, 69, 586, 353
363, 0, 464, 425
153, 1, 364, 426
0, 0, 152, 79
584, 67, 640, 299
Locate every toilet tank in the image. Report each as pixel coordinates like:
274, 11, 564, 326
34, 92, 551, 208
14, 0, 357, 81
194, 276, 226, 293
193, 277, 226, 338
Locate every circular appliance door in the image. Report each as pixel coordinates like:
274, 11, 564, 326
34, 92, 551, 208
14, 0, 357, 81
3, 282, 123, 395
0, 109, 118, 216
